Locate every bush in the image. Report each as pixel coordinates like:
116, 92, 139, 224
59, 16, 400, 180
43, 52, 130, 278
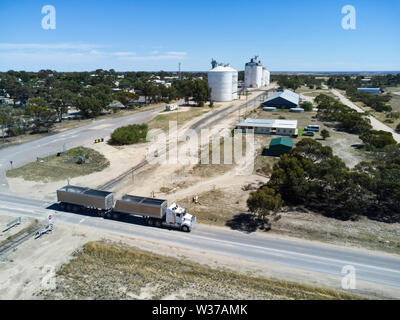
300, 101, 313, 112
320, 129, 330, 140
109, 124, 148, 145
359, 130, 397, 150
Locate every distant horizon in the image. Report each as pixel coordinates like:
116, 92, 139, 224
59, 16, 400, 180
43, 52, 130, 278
1, 0, 399, 72
1, 69, 399, 75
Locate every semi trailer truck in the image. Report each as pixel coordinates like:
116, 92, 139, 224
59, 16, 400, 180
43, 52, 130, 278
56, 185, 196, 232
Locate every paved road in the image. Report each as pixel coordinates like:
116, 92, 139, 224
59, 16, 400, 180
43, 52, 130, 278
331, 89, 400, 143
0, 193, 399, 292
0, 107, 163, 193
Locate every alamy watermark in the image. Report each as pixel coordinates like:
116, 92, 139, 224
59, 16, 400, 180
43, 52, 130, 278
341, 265, 356, 290
341, 5, 356, 30
145, 122, 255, 176
41, 5, 56, 30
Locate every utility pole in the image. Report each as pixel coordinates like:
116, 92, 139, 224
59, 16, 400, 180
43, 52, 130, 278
178, 62, 181, 80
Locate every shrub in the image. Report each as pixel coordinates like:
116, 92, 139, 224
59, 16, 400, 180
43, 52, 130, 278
300, 101, 313, 112
109, 124, 148, 145
359, 130, 397, 150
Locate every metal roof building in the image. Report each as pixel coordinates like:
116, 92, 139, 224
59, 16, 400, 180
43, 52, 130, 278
357, 88, 380, 94
236, 118, 298, 136
268, 137, 293, 156
262, 89, 299, 109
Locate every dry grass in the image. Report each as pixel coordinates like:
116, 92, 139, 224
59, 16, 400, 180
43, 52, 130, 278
6, 147, 110, 182
147, 107, 209, 132
296, 86, 336, 99
0, 219, 40, 248
39, 241, 362, 300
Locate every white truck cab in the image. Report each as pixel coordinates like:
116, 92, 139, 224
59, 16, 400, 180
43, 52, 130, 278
166, 203, 196, 232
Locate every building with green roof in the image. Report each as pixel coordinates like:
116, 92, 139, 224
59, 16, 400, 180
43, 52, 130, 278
267, 137, 293, 156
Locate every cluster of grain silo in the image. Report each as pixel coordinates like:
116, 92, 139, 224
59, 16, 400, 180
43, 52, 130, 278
262, 67, 270, 87
208, 63, 238, 102
244, 56, 270, 88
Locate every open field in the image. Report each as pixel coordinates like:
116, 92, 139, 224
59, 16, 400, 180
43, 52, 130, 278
39, 241, 362, 300
296, 86, 336, 99
6, 146, 110, 182
147, 106, 209, 132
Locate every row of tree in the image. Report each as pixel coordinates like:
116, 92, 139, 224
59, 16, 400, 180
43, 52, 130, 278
271, 75, 323, 92
0, 70, 211, 137
249, 138, 400, 226
327, 75, 396, 113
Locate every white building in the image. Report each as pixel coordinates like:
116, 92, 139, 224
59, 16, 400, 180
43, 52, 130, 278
245, 56, 270, 88
208, 65, 238, 102
236, 118, 298, 136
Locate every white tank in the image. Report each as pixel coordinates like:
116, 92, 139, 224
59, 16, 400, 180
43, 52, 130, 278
264, 69, 270, 86
244, 56, 263, 88
208, 65, 238, 102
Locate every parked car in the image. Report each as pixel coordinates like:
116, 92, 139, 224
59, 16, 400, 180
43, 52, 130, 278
302, 131, 315, 137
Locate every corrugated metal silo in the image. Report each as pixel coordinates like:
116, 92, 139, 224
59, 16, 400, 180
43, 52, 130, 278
208, 65, 234, 102
245, 56, 263, 88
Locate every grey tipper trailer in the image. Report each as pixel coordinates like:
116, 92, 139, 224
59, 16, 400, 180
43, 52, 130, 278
57, 185, 114, 213
114, 195, 168, 219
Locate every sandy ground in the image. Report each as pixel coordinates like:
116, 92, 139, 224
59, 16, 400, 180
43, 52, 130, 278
4, 85, 399, 299
0, 210, 397, 300
7, 139, 150, 201
6, 87, 271, 201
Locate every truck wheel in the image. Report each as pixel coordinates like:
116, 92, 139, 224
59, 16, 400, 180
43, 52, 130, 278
147, 219, 154, 226
182, 225, 190, 232
155, 221, 161, 228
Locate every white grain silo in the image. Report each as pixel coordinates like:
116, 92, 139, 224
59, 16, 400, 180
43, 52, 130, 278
208, 65, 238, 102
264, 69, 270, 86
262, 67, 270, 87
245, 56, 263, 88
231, 67, 238, 100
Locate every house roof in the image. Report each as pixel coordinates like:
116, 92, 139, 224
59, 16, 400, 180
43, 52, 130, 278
263, 89, 299, 105
269, 137, 293, 148
237, 118, 298, 129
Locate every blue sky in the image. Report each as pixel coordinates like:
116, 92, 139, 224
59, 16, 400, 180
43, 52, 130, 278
0, 0, 399, 72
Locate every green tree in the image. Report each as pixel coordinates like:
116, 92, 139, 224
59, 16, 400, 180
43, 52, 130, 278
26, 98, 56, 133
114, 91, 139, 107
300, 101, 313, 112
247, 186, 283, 230
320, 129, 330, 140
48, 88, 74, 122
359, 130, 397, 150
110, 124, 148, 145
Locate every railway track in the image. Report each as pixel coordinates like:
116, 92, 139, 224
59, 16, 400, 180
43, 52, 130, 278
98, 89, 273, 191
0, 229, 40, 260
98, 160, 148, 190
